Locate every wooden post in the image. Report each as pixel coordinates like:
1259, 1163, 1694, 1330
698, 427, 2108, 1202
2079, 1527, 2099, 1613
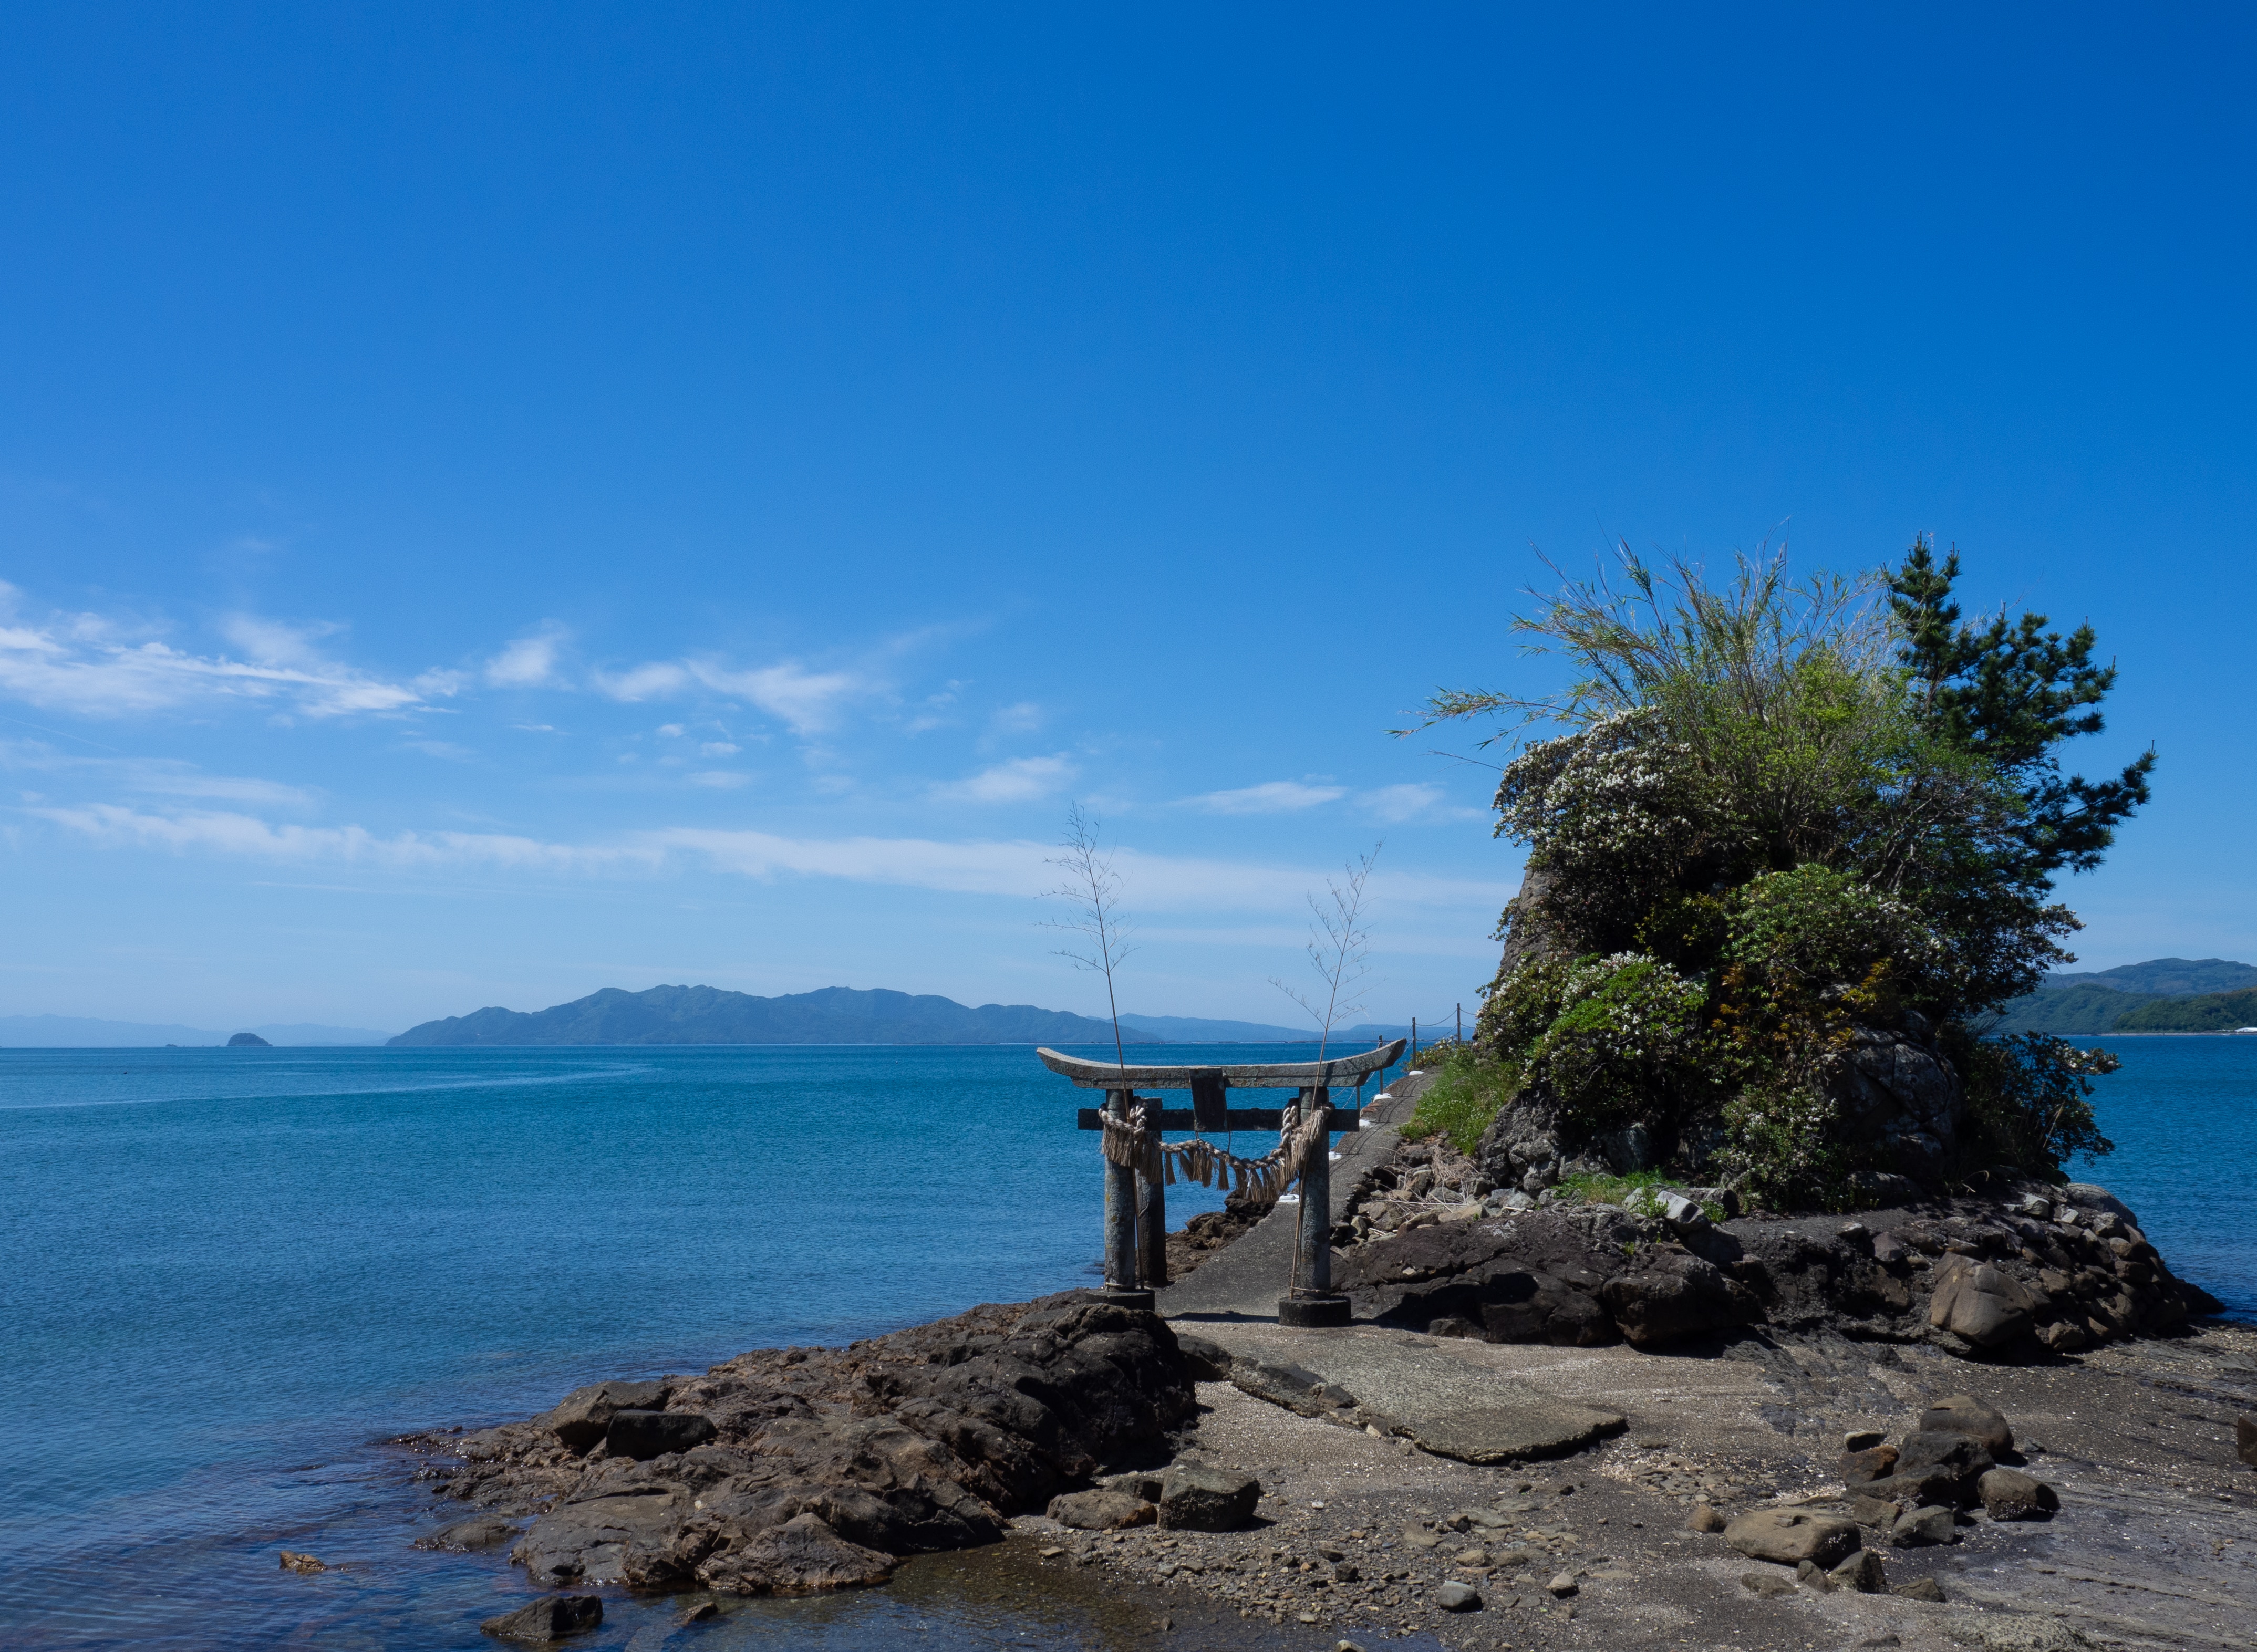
1277, 1085, 1348, 1326
1296, 1085, 1331, 1294
1135, 1092, 1167, 1289
1102, 1087, 1142, 1298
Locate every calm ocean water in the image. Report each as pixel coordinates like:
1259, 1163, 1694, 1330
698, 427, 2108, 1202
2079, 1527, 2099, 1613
0, 1042, 1347, 1650
2, 1036, 2248, 1649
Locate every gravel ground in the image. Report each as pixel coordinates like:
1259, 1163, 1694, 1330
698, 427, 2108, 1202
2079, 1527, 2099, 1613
1018, 1321, 2257, 1652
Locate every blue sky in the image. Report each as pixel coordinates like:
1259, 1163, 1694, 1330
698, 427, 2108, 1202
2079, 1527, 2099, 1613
2, 4, 2250, 1033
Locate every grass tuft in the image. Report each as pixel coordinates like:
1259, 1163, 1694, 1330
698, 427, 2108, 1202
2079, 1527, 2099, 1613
1399, 1044, 1521, 1156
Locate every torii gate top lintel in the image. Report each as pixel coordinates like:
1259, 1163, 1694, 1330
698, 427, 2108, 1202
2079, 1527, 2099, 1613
1034, 1037, 1406, 1091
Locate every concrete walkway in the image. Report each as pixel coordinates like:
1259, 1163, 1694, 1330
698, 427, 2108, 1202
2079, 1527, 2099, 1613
1155, 1069, 1426, 1322
1153, 1068, 1626, 1466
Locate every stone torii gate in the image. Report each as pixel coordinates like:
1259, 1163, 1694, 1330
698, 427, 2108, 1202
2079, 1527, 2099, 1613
1037, 1039, 1407, 1327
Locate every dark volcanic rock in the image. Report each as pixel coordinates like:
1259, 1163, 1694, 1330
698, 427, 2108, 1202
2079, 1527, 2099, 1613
416, 1516, 520, 1551
539, 1379, 672, 1451
1858, 1466, 1970, 1510
1894, 1429, 1995, 1488
698, 1512, 896, 1594
1840, 1445, 1899, 1483
1918, 1395, 2013, 1454
1335, 1162, 2202, 1371
1157, 1463, 1261, 1531
1598, 1252, 1761, 1346
420, 1292, 1192, 1597
1978, 1468, 2059, 1520
479, 1594, 602, 1641
606, 1409, 717, 1460
1337, 1211, 1624, 1345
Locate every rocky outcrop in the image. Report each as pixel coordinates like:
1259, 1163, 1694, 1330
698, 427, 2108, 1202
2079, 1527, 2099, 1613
1336, 1207, 1761, 1348
411, 1292, 1193, 1596
1822, 1015, 1963, 1184
1331, 1148, 2209, 1359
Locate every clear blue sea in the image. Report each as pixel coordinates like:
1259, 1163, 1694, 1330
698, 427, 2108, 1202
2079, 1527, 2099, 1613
0, 1043, 1353, 1650
1, 1036, 2247, 1649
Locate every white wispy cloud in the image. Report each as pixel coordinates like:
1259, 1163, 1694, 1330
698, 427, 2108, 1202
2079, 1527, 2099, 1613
1190, 780, 1349, 814
485, 624, 571, 688
0, 742, 319, 809
593, 657, 865, 735
1184, 777, 1479, 823
931, 754, 1076, 804
0, 585, 448, 720
28, 802, 658, 874
25, 799, 1513, 915
1359, 783, 1473, 823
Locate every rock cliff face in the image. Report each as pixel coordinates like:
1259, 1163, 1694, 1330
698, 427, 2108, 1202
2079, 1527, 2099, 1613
1821, 1015, 1963, 1184
1333, 1145, 2212, 1358
408, 1292, 1193, 1595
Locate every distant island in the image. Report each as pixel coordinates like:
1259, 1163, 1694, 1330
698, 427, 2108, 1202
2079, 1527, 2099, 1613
1993, 957, 2257, 1034
388, 984, 1424, 1048
0, 1015, 396, 1048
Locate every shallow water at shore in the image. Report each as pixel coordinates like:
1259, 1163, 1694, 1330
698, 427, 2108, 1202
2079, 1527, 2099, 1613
1, 1035, 2246, 1648
0, 1043, 1335, 1649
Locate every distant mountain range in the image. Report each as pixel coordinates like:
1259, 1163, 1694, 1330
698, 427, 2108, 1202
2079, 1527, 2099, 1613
1993, 958, 2257, 1035
388, 985, 1430, 1048
0, 1015, 394, 1048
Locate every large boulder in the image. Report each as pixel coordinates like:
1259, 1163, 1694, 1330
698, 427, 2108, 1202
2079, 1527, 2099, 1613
537, 1380, 672, 1452
1894, 1429, 1995, 1489
1157, 1464, 1261, 1531
1929, 1258, 2037, 1347
1918, 1395, 2013, 1454
1978, 1469, 2058, 1521
1723, 1510, 1861, 1568
479, 1595, 603, 1642
1597, 1253, 1761, 1346
1889, 1505, 1960, 1547
1857, 1466, 1969, 1510
1047, 1490, 1155, 1530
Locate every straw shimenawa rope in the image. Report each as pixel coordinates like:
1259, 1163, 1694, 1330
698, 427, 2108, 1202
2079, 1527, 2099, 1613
1097, 1092, 1332, 1203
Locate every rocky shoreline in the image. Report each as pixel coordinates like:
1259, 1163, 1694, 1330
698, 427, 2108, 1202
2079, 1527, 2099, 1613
387, 1091, 2255, 1648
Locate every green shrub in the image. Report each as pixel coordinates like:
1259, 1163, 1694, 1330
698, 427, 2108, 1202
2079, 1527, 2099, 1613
1952, 1030, 2117, 1180
1720, 1083, 1856, 1212
1472, 950, 1716, 1154
1401, 1043, 1521, 1156
1534, 953, 1709, 1134
1724, 865, 1947, 1011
